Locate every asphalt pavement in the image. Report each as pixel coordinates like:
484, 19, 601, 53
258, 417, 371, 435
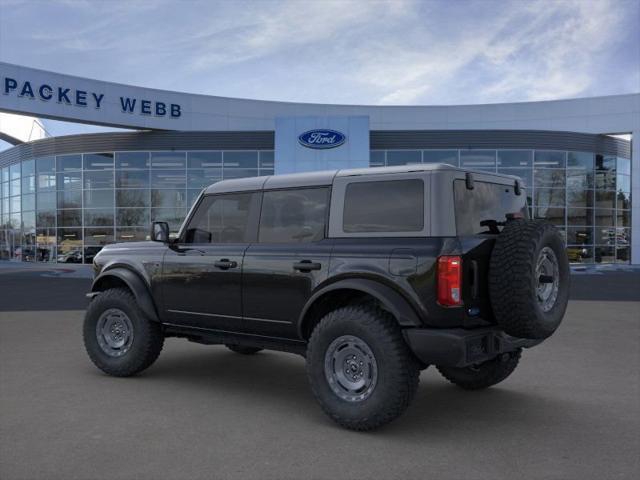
0, 267, 639, 480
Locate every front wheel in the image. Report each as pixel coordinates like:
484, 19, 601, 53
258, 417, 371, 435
436, 350, 521, 390
306, 305, 420, 431
83, 288, 164, 377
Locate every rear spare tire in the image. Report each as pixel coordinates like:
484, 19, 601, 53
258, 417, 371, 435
489, 219, 569, 339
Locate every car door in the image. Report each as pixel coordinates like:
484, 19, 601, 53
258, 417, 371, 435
161, 191, 260, 331
242, 187, 333, 338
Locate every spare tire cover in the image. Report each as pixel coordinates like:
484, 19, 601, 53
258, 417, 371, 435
489, 219, 570, 339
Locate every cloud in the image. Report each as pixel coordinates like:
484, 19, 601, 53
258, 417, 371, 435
379, 85, 431, 104
352, 0, 633, 105
185, 0, 412, 71
0, 0, 637, 106
473, 0, 626, 102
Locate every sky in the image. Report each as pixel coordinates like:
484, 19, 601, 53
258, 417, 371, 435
0, 0, 639, 142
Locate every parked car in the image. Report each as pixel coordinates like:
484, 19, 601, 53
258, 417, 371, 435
57, 249, 83, 263
83, 164, 570, 430
567, 246, 589, 262
83, 246, 103, 264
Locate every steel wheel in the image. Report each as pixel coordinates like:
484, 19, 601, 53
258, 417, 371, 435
536, 246, 560, 312
95, 308, 134, 357
324, 335, 378, 402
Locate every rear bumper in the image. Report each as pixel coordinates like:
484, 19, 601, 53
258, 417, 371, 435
403, 327, 542, 368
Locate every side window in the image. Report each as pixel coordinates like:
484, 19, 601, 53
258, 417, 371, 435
258, 188, 329, 243
343, 179, 424, 233
184, 193, 258, 244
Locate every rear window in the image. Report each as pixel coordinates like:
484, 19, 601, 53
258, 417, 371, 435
454, 180, 528, 235
343, 179, 424, 233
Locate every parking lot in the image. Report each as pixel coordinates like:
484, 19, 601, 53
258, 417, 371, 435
1, 266, 639, 480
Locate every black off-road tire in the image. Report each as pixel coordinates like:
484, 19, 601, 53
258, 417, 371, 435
489, 219, 570, 339
225, 344, 263, 355
437, 350, 521, 390
306, 304, 420, 431
83, 288, 164, 377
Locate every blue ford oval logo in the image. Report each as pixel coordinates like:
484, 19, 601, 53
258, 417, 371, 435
298, 129, 346, 149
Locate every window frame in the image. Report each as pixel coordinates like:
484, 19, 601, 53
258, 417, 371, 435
178, 191, 261, 245
329, 173, 431, 238
256, 186, 331, 244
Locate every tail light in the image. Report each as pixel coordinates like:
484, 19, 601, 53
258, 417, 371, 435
437, 256, 462, 306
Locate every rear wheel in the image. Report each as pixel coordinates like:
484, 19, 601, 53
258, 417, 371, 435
83, 288, 164, 377
225, 344, 262, 355
437, 350, 521, 390
306, 304, 420, 431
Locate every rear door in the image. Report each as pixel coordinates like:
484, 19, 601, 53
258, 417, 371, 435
241, 187, 332, 338
161, 192, 260, 331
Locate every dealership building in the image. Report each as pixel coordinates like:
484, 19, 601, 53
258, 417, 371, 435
0, 62, 638, 264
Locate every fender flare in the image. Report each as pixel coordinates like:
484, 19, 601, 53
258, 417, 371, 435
91, 267, 160, 322
298, 278, 422, 337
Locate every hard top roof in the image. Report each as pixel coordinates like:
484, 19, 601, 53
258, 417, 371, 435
203, 163, 521, 194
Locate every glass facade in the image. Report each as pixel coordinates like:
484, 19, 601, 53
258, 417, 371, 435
0, 150, 274, 263
371, 149, 632, 264
0, 147, 631, 264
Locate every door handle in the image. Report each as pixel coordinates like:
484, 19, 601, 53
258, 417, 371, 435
214, 259, 238, 270
293, 260, 322, 272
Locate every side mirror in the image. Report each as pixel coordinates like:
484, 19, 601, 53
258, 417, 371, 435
151, 221, 170, 243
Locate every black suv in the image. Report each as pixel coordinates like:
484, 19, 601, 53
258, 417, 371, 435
84, 164, 569, 430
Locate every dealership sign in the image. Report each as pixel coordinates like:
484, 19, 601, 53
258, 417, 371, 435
298, 129, 346, 149
2, 76, 181, 118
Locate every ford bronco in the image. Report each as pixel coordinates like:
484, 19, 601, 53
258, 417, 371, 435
84, 164, 569, 430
